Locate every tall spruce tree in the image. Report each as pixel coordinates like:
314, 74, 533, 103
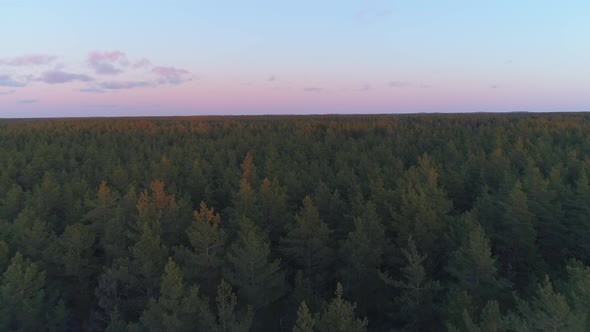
224, 217, 285, 309
339, 201, 388, 315
315, 283, 368, 332
380, 236, 439, 330
138, 258, 214, 331
282, 196, 333, 297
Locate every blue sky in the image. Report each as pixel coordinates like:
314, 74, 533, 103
1, 0, 589, 117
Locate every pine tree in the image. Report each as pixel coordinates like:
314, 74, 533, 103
258, 177, 289, 240
182, 201, 226, 293
134, 180, 181, 246
380, 236, 439, 330
392, 154, 452, 259
34, 172, 61, 225
498, 180, 538, 287
282, 196, 333, 297
233, 179, 259, 226
59, 223, 95, 281
507, 276, 583, 331
127, 222, 168, 295
0, 253, 67, 331
85, 181, 126, 264
9, 207, 55, 263
0, 241, 8, 272
315, 283, 368, 332
447, 213, 502, 307
138, 258, 214, 331
215, 279, 253, 332
114, 213, 168, 316
224, 217, 285, 309
522, 162, 566, 267
187, 159, 207, 208
447, 300, 505, 332
293, 301, 315, 332
563, 260, 590, 320
105, 306, 127, 332
0, 184, 25, 220
563, 170, 590, 262
240, 151, 257, 185
339, 201, 388, 314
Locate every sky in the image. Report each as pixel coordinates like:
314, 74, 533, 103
0, 0, 589, 117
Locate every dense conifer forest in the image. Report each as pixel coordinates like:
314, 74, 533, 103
2, 113, 590, 331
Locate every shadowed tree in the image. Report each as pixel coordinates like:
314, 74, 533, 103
0, 253, 67, 331
177, 201, 227, 294
282, 196, 333, 298
215, 279, 253, 332
315, 283, 368, 332
293, 301, 315, 332
339, 201, 388, 315
506, 276, 583, 331
391, 154, 452, 262
447, 213, 504, 308
137, 258, 215, 331
224, 217, 285, 310
380, 236, 439, 330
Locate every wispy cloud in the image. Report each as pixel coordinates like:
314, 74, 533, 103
303, 87, 323, 92
267, 75, 277, 82
360, 83, 371, 92
152, 66, 191, 84
38, 70, 93, 84
17, 99, 39, 104
0, 89, 16, 95
77, 87, 106, 93
388, 81, 411, 88
0, 74, 25, 87
0, 54, 57, 66
99, 80, 153, 90
87, 50, 129, 75
133, 58, 152, 69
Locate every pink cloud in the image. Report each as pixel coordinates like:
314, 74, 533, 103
152, 66, 190, 84
38, 70, 93, 84
0, 74, 26, 87
87, 50, 129, 74
99, 80, 153, 89
133, 58, 152, 69
1, 54, 57, 66
88, 51, 127, 63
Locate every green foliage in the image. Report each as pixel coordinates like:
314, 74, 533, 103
3, 114, 590, 329
392, 154, 452, 258
447, 213, 502, 307
224, 217, 285, 309
215, 279, 253, 332
339, 201, 387, 314
448, 300, 506, 332
258, 177, 289, 239
315, 283, 368, 332
380, 236, 439, 330
58, 222, 95, 279
187, 201, 226, 261
282, 196, 333, 295
0, 184, 25, 220
506, 276, 584, 331
138, 258, 214, 331
293, 301, 315, 332
0, 253, 67, 331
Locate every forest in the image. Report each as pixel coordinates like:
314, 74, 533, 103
1, 113, 590, 331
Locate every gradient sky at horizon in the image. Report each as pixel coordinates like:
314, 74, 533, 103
1, 0, 589, 117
